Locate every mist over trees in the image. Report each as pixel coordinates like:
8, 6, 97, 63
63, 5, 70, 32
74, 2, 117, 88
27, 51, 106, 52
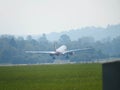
0, 24, 120, 64
46, 24, 120, 41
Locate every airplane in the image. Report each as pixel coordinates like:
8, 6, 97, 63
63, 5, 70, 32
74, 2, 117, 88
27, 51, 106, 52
25, 45, 92, 59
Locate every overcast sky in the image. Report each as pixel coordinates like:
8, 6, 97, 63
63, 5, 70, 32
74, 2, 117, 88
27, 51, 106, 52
0, 0, 120, 35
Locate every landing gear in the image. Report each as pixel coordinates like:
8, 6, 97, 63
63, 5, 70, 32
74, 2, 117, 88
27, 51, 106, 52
50, 54, 56, 59
65, 54, 69, 59
52, 56, 56, 59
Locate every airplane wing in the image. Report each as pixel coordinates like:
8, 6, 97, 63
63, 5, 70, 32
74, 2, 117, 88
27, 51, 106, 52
25, 51, 56, 54
64, 48, 93, 54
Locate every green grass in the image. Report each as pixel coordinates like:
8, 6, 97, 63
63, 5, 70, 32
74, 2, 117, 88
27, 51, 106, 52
0, 64, 102, 90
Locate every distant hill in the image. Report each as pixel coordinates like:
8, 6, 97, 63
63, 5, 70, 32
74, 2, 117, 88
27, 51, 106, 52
46, 24, 120, 41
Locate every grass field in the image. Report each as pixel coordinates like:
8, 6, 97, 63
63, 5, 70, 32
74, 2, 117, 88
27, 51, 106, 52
0, 64, 102, 90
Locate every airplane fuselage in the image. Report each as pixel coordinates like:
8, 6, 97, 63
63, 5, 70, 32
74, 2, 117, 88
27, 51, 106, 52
56, 45, 67, 54
50, 45, 67, 56
25, 44, 92, 59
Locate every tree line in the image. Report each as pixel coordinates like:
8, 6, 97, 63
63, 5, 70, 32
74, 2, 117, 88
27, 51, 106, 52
0, 34, 120, 64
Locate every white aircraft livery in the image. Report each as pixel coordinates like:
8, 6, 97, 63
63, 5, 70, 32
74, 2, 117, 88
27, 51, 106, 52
25, 45, 92, 59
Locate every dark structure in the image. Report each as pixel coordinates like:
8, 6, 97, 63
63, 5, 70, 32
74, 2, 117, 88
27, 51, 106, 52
102, 61, 120, 90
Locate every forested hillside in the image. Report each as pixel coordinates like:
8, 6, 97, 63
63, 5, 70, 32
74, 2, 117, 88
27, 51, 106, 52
0, 31, 120, 64
0, 34, 120, 64
47, 24, 120, 41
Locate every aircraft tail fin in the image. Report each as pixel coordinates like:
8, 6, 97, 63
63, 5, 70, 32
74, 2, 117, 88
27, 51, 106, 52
54, 42, 57, 51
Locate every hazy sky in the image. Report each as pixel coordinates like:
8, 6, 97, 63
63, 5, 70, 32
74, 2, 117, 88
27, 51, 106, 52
0, 0, 120, 35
